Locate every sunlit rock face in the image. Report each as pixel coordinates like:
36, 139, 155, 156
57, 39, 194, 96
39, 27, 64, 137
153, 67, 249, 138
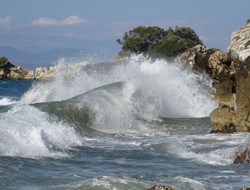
210, 22, 250, 133
228, 21, 250, 62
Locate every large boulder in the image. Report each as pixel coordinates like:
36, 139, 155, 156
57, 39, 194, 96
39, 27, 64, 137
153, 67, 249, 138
178, 45, 231, 81
234, 137, 250, 164
34, 67, 54, 80
214, 79, 234, 108
179, 45, 217, 74
148, 185, 174, 190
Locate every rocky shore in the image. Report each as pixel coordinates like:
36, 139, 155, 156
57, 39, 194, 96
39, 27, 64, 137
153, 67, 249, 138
2, 21, 250, 135
0, 61, 54, 80
179, 21, 250, 165
179, 22, 250, 134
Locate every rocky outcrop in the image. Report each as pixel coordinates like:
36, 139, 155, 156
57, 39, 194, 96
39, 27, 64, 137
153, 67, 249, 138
0, 62, 54, 80
147, 185, 174, 190
228, 22, 250, 62
179, 45, 218, 74
234, 137, 250, 164
180, 21, 250, 133
179, 45, 232, 82
179, 44, 236, 109
33, 67, 54, 79
209, 22, 250, 133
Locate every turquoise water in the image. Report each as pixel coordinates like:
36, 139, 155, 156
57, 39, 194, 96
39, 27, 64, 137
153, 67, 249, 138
0, 56, 249, 190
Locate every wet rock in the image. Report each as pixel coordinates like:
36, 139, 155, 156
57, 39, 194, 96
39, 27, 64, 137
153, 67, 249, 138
34, 67, 54, 80
210, 108, 237, 133
234, 137, 250, 164
148, 184, 174, 190
208, 50, 230, 80
178, 44, 232, 84
179, 44, 218, 75
210, 22, 250, 133
214, 79, 234, 108
180, 22, 250, 134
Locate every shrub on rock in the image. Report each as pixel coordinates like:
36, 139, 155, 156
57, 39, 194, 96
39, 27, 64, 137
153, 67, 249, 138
117, 26, 203, 58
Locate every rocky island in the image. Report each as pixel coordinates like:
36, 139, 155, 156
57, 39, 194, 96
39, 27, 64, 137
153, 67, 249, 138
0, 57, 54, 80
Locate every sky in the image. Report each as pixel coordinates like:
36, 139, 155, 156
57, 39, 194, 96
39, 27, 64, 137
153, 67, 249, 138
0, 0, 249, 58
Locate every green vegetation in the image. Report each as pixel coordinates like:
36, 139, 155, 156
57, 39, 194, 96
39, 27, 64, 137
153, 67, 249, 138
117, 26, 203, 58
0, 57, 8, 68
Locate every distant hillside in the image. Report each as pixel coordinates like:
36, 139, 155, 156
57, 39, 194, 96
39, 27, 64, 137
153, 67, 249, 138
0, 46, 87, 69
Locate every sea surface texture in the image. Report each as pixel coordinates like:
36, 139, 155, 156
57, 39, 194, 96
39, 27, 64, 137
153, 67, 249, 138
0, 55, 249, 190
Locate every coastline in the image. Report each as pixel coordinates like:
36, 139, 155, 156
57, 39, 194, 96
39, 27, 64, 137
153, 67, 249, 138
2, 21, 250, 164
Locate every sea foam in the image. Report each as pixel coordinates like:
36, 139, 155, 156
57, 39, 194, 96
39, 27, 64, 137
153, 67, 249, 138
21, 55, 218, 118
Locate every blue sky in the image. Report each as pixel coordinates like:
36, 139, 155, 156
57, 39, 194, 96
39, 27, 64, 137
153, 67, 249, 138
0, 0, 249, 57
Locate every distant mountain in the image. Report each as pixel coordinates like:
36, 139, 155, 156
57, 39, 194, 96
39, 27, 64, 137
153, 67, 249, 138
0, 46, 87, 69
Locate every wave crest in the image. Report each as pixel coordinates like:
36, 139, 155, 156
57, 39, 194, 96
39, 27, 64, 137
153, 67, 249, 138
22, 55, 218, 135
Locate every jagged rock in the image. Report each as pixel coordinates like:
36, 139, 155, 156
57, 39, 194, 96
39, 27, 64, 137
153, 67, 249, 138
0, 69, 6, 79
7, 66, 31, 80
210, 108, 237, 133
178, 45, 230, 81
179, 43, 237, 110
34, 67, 54, 80
178, 45, 199, 67
210, 107, 250, 133
240, 188, 250, 190
228, 22, 250, 62
209, 50, 227, 72
0, 61, 55, 80
210, 22, 250, 133
214, 79, 234, 108
234, 137, 250, 164
147, 185, 173, 190
179, 45, 216, 73
208, 50, 230, 80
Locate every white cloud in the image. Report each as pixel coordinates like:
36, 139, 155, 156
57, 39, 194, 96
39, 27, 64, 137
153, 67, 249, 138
0, 16, 12, 25
31, 16, 87, 26
60, 16, 86, 25
31, 17, 58, 26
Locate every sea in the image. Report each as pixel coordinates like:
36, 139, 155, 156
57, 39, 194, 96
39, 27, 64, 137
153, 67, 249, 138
0, 55, 250, 190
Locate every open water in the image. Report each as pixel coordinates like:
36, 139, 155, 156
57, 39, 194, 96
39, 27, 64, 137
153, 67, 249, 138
0, 55, 249, 190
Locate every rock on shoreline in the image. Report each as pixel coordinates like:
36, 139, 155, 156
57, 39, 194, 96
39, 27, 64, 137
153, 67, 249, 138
210, 22, 250, 133
0, 62, 54, 80
180, 21, 250, 133
147, 185, 174, 190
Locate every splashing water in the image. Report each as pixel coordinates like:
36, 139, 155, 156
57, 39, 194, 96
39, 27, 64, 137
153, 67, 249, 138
1, 55, 250, 190
21, 55, 218, 118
